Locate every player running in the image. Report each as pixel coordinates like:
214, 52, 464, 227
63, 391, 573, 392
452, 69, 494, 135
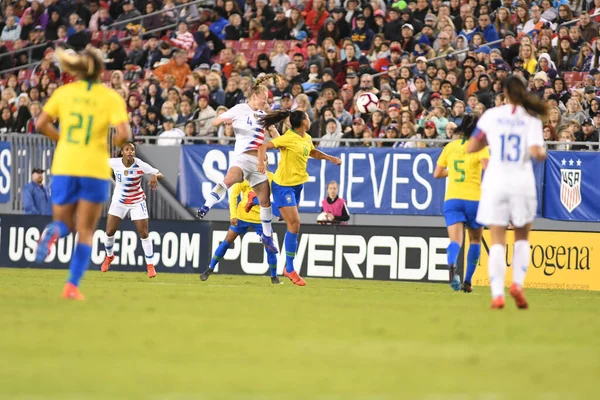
467, 76, 548, 309
434, 115, 489, 293
200, 172, 282, 284
100, 142, 163, 278
197, 74, 280, 255
34, 47, 130, 300
257, 110, 342, 286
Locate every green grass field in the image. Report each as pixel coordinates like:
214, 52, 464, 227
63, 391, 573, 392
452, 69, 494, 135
1, 268, 599, 400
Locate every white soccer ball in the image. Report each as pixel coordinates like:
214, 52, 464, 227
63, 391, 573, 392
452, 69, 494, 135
355, 92, 379, 114
317, 212, 334, 223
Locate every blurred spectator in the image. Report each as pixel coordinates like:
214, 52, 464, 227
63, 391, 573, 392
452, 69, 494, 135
0, 107, 15, 133
318, 118, 341, 148
574, 117, 600, 150
141, 2, 162, 33
115, 0, 142, 30
157, 117, 185, 145
105, 36, 127, 70
171, 21, 196, 50
196, 95, 217, 139
318, 181, 349, 224
262, 7, 290, 39
66, 18, 90, 51
305, 0, 329, 33
153, 50, 192, 89
22, 168, 51, 216
1, 16, 21, 41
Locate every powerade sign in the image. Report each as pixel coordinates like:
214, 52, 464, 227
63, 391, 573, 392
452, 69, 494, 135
178, 146, 446, 215
211, 222, 461, 282
0, 214, 459, 283
0, 142, 11, 203
0, 215, 208, 273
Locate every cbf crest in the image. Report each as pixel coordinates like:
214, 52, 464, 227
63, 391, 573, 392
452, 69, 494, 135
560, 158, 582, 213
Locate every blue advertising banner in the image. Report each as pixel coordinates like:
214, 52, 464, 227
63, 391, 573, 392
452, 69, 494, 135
179, 146, 447, 215
543, 151, 600, 222
0, 142, 11, 203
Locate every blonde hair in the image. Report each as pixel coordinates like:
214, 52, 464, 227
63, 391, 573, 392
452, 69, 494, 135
251, 73, 279, 97
55, 47, 104, 81
207, 71, 222, 89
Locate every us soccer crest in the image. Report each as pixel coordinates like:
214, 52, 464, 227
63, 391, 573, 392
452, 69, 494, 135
124, 170, 129, 176
560, 163, 582, 213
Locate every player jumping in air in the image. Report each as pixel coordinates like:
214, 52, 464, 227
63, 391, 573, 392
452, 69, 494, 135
200, 172, 282, 284
101, 142, 163, 278
434, 115, 489, 293
257, 110, 342, 286
34, 47, 130, 300
467, 76, 548, 309
197, 74, 280, 255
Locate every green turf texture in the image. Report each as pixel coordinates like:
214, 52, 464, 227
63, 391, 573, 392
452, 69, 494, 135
1, 268, 599, 400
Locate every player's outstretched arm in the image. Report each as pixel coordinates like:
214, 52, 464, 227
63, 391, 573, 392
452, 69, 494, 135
257, 141, 275, 173
36, 112, 60, 142
529, 145, 547, 162
212, 116, 233, 127
309, 149, 342, 165
148, 172, 164, 190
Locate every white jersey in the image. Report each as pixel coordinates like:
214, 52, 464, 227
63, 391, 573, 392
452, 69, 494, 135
219, 103, 267, 156
109, 157, 159, 205
475, 104, 544, 197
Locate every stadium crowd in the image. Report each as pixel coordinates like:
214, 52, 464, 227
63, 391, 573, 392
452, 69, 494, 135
0, 0, 599, 150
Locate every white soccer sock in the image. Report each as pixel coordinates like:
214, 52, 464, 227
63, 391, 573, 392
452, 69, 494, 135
141, 237, 154, 266
512, 240, 530, 287
260, 206, 273, 236
204, 182, 228, 209
104, 235, 115, 257
488, 244, 507, 299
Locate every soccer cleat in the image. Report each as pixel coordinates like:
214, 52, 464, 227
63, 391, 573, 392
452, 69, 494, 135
101, 255, 115, 272
245, 192, 257, 213
283, 268, 306, 286
449, 265, 461, 291
200, 268, 214, 281
261, 234, 279, 254
197, 206, 210, 219
62, 283, 85, 300
491, 296, 505, 309
147, 264, 156, 279
461, 282, 473, 293
271, 276, 283, 284
510, 283, 529, 309
35, 225, 59, 263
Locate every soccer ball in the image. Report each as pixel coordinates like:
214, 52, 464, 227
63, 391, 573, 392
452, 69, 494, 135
355, 92, 379, 114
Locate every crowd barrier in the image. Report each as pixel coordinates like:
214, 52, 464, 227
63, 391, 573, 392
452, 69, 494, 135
2, 214, 598, 291
179, 146, 599, 222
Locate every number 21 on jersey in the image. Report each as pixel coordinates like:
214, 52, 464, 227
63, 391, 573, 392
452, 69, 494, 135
500, 134, 521, 162
67, 112, 94, 145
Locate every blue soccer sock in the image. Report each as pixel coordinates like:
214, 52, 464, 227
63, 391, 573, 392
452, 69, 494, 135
210, 241, 231, 269
465, 243, 481, 284
284, 231, 298, 273
267, 251, 277, 277
67, 243, 92, 287
447, 241, 461, 267
46, 221, 70, 238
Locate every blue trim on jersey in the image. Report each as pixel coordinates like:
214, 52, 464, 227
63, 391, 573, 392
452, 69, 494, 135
52, 176, 110, 205
443, 199, 482, 229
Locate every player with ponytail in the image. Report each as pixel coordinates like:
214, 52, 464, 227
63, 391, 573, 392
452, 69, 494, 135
197, 73, 281, 255
467, 75, 547, 309
257, 110, 342, 286
35, 47, 131, 300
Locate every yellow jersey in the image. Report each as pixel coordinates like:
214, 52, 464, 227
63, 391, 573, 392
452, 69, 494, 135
229, 172, 274, 224
43, 81, 128, 180
270, 129, 315, 187
437, 139, 489, 201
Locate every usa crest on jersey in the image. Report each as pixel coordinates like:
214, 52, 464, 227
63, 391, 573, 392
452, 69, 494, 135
560, 168, 582, 213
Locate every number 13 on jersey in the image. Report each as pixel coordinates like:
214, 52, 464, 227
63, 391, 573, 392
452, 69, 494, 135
500, 133, 521, 162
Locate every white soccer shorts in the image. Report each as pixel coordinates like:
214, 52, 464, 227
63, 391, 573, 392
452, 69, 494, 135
108, 201, 149, 221
231, 152, 268, 188
476, 190, 537, 228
